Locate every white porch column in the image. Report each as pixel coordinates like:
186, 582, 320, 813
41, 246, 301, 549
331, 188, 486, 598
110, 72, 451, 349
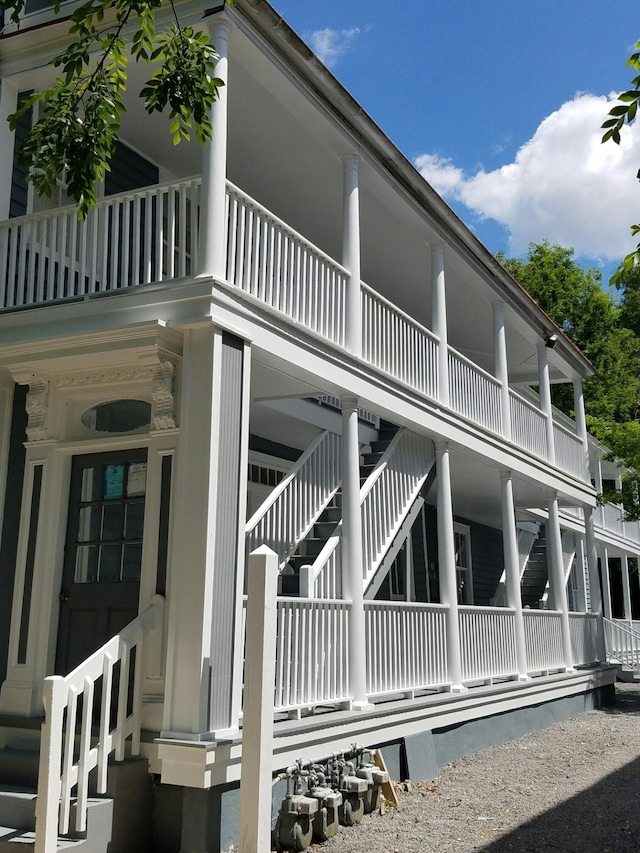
500, 470, 529, 680
341, 396, 372, 711
342, 154, 361, 356
435, 440, 465, 691
0, 81, 18, 220
162, 325, 250, 740
431, 242, 449, 407
601, 546, 613, 620
493, 302, 511, 441
197, 18, 231, 280
537, 343, 555, 466
622, 554, 633, 631
583, 506, 602, 615
546, 490, 574, 671
572, 377, 590, 481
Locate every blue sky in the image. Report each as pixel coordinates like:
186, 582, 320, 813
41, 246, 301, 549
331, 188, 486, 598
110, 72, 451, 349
271, 1, 640, 282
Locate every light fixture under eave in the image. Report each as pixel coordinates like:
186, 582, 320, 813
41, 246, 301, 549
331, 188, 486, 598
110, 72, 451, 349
545, 334, 558, 349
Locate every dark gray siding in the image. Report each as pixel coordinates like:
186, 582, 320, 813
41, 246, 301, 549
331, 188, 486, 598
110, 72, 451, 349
10, 93, 32, 219
0, 385, 27, 684
105, 141, 159, 196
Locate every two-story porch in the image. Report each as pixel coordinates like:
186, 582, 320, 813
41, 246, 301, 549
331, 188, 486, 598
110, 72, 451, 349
0, 2, 618, 851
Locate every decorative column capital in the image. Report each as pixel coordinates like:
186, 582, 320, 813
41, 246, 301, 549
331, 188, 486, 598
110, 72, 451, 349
434, 438, 449, 455
341, 152, 360, 171
546, 488, 558, 502
20, 375, 50, 442
151, 359, 176, 431
205, 16, 233, 41
499, 468, 512, 483
341, 395, 359, 414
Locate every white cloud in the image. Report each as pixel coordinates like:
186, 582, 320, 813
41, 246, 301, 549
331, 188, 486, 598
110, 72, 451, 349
415, 93, 640, 262
307, 27, 360, 68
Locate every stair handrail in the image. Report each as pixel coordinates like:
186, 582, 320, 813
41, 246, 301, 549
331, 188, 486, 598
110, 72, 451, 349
603, 615, 640, 671
35, 595, 165, 853
245, 430, 341, 568
307, 429, 435, 596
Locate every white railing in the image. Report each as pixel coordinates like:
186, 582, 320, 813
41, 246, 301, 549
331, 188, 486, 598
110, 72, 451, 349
553, 422, 585, 480
361, 283, 439, 400
35, 596, 165, 853
459, 606, 518, 683
226, 182, 347, 346
509, 389, 548, 459
595, 503, 640, 547
274, 598, 350, 712
309, 429, 435, 596
0, 179, 200, 308
604, 617, 640, 671
523, 609, 565, 673
448, 349, 502, 434
245, 430, 341, 568
365, 602, 448, 696
360, 430, 435, 589
569, 613, 599, 665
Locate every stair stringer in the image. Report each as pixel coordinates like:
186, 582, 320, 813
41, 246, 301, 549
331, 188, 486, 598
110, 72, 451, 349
539, 530, 576, 609
490, 523, 539, 606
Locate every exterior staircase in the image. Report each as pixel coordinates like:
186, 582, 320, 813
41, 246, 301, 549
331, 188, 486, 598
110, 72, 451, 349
0, 741, 152, 853
282, 425, 398, 595
521, 526, 549, 609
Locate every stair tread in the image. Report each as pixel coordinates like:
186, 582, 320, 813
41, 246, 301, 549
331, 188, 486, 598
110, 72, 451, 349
0, 825, 87, 848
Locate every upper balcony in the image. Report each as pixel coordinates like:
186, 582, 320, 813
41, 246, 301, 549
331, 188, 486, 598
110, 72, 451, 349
0, 173, 588, 483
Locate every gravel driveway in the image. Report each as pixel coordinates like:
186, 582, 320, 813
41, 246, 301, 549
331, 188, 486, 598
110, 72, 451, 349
319, 682, 640, 853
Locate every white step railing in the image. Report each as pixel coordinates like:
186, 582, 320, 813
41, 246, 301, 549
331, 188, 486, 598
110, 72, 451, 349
308, 429, 435, 597
509, 389, 548, 459
274, 598, 350, 712
35, 595, 165, 853
365, 601, 448, 696
226, 182, 347, 346
245, 430, 341, 569
448, 349, 502, 435
569, 613, 600, 665
459, 606, 518, 683
522, 609, 565, 673
361, 283, 439, 400
603, 617, 640, 671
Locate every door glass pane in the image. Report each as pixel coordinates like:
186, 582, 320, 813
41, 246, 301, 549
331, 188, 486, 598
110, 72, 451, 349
80, 466, 102, 502
104, 464, 125, 500
99, 544, 122, 582
102, 503, 125, 541
77, 505, 102, 542
122, 543, 143, 581
124, 502, 145, 539
75, 545, 99, 583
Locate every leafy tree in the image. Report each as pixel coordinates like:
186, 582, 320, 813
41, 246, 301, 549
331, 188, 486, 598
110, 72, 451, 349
500, 242, 640, 422
601, 39, 640, 287
3, 0, 234, 216
502, 243, 640, 517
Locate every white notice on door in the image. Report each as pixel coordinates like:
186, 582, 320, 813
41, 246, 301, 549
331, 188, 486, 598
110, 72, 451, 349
127, 462, 147, 496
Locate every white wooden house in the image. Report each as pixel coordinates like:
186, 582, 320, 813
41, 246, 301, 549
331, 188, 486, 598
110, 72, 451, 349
0, 1, 639, 850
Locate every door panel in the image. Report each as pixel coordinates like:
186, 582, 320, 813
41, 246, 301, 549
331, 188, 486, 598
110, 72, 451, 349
56, 449, 147, 674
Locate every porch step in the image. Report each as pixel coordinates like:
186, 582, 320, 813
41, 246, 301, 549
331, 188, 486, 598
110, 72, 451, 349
0, 795, 113, 853
615, 664, 640, 683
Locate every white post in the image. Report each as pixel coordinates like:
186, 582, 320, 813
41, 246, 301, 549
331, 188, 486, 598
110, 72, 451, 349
342, 153, 361, 356
622, 554, 633, 631
537, 343, 555, 466
583, 506, 606, 660
546, 490, 574, 671
341, 396, 372, 711
572, 377, 590, 481
0, 81, 18, 220
493, 302, 511, 441
500, 470, 529, 680
435, 440, 465, 691
238, 547, 279, 853
197, 18, 231, 280
431, 242, 449, 406
575, 537, 588, 614
601, 546, 613, 620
